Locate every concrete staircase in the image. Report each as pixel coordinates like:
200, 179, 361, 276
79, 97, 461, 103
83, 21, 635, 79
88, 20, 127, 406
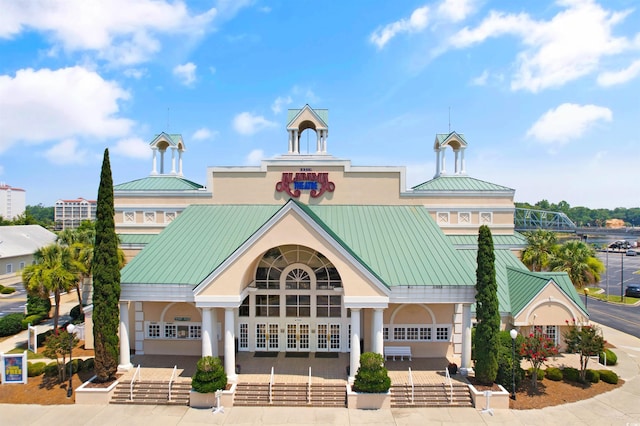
234, 382, 346, 407
110, 380, 192, 406
390, 383, 473, 408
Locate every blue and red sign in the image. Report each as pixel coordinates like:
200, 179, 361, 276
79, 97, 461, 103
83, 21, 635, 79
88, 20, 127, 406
276, 171, 335, 198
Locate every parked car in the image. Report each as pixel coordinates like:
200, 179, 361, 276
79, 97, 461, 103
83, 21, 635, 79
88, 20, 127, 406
625, 284, 640, 298
626, 249, 637, 256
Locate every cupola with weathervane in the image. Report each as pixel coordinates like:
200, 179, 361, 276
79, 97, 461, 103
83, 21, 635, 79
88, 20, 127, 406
433, 131, 467, 178
286, 105, 329, 155
149, 132, 186, 176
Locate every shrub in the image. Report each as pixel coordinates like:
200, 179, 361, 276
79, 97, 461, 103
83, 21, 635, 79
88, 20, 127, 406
545, 367, 563, 381
599, 369, 619, 384
1, 286, 16, 294
28, 362, 46, 377
352, 352, 391, 393
83, 358, 95, 371
70, 304, 85, 322
65, 359, 80, 375
191, 356, 227, 393
562, 367, 580, 382
585, 369, 600, 383
26, 294, 51, 317
495, 330, 525, 394
0, 313, 25, 337
37, 329, 54, 347
599, 348, 617, 366
21, 314, 45, 330
44, 361, 59, 377
528, 367, 545, 380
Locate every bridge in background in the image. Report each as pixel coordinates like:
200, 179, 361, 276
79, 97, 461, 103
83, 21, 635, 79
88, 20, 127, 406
514, 208, 640, 237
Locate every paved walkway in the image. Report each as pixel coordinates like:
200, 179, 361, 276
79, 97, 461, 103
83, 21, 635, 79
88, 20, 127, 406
2, 320, 640, 425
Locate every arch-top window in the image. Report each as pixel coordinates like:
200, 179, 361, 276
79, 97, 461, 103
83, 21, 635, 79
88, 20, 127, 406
254, 245, 342, 290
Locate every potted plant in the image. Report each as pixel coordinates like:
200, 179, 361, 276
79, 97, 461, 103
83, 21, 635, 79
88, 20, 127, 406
190, 356, 234, 408
347, 352, 391, 409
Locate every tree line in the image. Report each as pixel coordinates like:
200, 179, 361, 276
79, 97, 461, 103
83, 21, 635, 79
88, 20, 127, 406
516, 200, 640, 227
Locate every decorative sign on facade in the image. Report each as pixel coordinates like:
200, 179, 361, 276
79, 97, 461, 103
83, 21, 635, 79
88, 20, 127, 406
1, 351, 28, 384
275, 170, 335, 198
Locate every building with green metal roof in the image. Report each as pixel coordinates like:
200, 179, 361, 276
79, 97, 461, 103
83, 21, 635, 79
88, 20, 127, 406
106, 106, 587, 388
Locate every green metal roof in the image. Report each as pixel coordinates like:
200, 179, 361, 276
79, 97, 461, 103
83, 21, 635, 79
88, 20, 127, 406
456, 249, 527, 314
412, 176, 514, 192
121, 202, 476, 288
448, 233, 527, 248
436, 132, 467, 144
114, 176, 204, 191
118, 234, 156, 245
287, 106, 328, 126
151, 133, 183, 146
507, 267, 586, 316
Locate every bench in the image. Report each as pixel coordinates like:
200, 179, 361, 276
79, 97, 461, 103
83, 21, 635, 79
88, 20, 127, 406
383, 346, 412, 361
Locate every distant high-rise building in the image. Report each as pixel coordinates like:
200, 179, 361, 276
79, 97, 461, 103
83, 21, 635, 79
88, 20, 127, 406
54, 197, 97, 230
0, 183, 26, 221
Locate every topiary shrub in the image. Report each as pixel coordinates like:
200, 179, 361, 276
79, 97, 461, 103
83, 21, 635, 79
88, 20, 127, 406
83, 358, 95, 372
352, 352, 391, 393
70, 304, 85, 322
599, 369, 619, 384
21, 314, 45, 330
28, 362, 46, 377
1, 286, 16, 294
191, 356, 227, 393
585, 369, 600, 383
528, 367, 545, 380
562, 367, 580, 382
65, 359, 80, 375
0, 313, 25, 337
545, 367, 563, 381
44, 361, 59, 377
599, 348, 617, 366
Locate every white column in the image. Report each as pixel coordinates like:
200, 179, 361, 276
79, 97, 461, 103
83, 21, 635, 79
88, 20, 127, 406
460, 149, 466, 174
151, 147, 158, 175
160, 149, 165, 174
224, 308, 237, 382
461, 304, 472, 370
201, 307, 213, 357
288, 131, 293, 153
349, 308, 361, 383
212, 308, 219, 357
372, 308, 384, 356
178, 150, 183, 176
293, 129, 299, 153
441, 148, 446, 174
170, 147, 176, 174
454, 150, 459, 174
322, 130, 328, 153
118, 301, 133, 370
316, 129, 321, 153
434, 149, 441, 177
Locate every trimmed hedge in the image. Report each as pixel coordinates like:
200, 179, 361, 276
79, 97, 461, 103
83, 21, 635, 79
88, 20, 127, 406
21, 314, 45, 330
545, 367, 563, 381
1, 286, 16, 294
83, 358, 95, 371
528, 367, 545, 380
562, 367, 580, 382
599, 369, 619, 384
353, 352, 391, 393
599, 348, 617, 366
28, 361, 46, 377
191, 356, 227, 393
70, 304, 85, 322
65, 359, 80, 375
44, 362, 59, 377
0, 313, 25, 337
585, 369, 600, 383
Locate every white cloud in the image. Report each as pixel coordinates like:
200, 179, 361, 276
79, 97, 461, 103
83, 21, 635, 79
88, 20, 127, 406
437, 0, 477, 23
111, 137, 151, 159
245, 149, 264, 165
597, 59, 640, 86
192, 128, 217, 141
123, 68, 147, 79
450, 0, 633, 92
271, 96, 292, 114
173, 62, 197, 86
0, 66, 133, 153
291, 86, 320, 104
526, 103, 612, 144
470, 69, 489, 86
44, 139, 90, 165
0, 0, 218, 66
232, 112, 277, 135
370, 6, 430, 49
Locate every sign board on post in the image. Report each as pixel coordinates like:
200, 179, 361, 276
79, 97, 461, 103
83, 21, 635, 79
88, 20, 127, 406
28, 325, 37, 354
1, 351, 28, 384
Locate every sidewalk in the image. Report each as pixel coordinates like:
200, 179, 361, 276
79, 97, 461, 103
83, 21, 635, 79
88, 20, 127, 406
2, 322, 640, 425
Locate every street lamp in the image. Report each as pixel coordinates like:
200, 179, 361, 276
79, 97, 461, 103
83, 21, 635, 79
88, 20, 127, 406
583, 288, 588, 311
66, 323, 76, 398
510, 329, 517, 400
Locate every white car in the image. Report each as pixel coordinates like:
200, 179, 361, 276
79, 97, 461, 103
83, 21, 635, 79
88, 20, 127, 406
626, 249, 637, 256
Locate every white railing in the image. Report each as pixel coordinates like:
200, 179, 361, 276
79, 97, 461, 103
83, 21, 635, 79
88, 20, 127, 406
168, 365, 177, 401
444, 367, 453, 403
130, 365, 141, 401
269, 366, 274, 404
307, 367, 312, 404
408, 367, 414, 404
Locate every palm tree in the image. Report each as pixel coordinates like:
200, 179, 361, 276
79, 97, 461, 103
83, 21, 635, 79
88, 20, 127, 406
22, 243, 82, 333
522, 229, 558, 272
57, 228, 95, 308
549, 240, 605, 289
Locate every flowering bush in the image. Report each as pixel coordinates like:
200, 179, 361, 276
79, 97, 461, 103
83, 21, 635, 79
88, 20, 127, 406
563, 319, 605, 383
519, 329, 559, 389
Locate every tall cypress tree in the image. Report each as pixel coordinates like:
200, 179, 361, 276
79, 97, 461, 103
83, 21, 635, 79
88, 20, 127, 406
92, 149, 121, 382
474, 225, 500, 385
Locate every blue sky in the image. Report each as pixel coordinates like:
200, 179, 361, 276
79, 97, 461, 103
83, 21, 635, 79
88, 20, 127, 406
1, 0, 639, 209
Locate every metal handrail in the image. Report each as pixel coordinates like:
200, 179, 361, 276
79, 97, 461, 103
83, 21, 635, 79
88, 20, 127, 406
307, 367, 312, 404
269, 366, 274, 404
130, 365, 141, 401
444, 367, 453, 403
168, 365, 177, 401
408, 367, 414, 404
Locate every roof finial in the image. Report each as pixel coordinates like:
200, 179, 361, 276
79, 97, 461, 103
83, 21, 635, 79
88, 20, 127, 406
448, 106, 451, 133
167, 107, 171, 132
